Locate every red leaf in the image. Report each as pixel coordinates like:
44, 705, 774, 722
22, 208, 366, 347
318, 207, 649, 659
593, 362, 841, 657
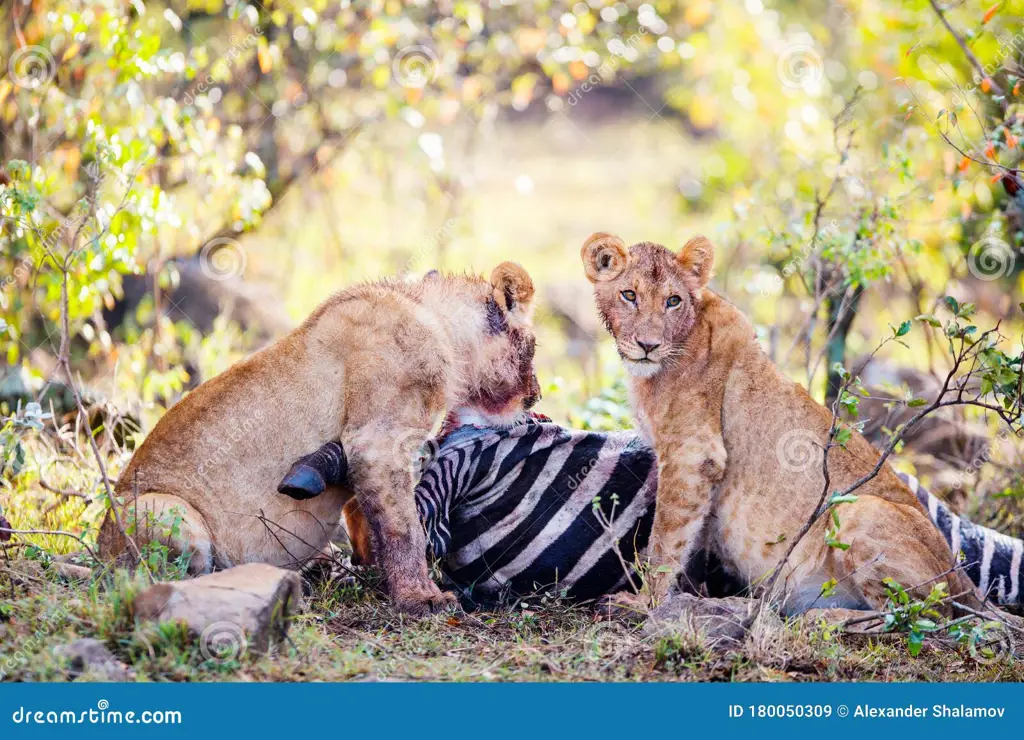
0, 515, 11, 542
1002, 172, 1022, 195
982, 2, 1002, 24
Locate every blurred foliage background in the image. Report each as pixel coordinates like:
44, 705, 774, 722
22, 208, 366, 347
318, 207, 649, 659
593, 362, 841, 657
1, 0, 1023, 549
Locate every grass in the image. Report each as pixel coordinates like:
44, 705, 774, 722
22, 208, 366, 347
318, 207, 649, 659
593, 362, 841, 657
2, 556, 1022, 683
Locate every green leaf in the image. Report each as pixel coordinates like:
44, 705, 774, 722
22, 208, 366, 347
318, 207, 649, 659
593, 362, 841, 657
944, 296, 960, 315
908, 630, 924, 657
895, 320, 912, 337
907, 398, 927, 407
915, 314, 941, 327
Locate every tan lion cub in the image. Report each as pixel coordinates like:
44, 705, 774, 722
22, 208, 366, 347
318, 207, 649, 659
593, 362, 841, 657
100, 264, 539, 615
581, 232, 984, 616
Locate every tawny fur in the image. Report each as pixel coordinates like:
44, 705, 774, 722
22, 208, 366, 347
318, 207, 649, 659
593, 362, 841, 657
99, 266, 538, 615
581, 233, 984, 615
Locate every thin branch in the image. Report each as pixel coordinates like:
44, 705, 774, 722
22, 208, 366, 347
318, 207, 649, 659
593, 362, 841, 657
926, 0, 1005, 98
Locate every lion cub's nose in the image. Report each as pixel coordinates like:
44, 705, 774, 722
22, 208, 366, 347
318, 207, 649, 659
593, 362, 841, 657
637, 340, 661, 356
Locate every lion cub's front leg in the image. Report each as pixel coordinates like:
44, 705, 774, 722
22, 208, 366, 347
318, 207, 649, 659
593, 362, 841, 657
343, 418, 456, 615
643, 437, 726, 607
337, 338, 460, 615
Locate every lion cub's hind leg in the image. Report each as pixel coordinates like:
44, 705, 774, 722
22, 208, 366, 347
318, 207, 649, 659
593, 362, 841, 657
101, 493, 214, 575
786, 495, 965, 617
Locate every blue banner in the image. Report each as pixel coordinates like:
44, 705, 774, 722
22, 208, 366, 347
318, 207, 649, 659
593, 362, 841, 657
2, 682, 1022, 739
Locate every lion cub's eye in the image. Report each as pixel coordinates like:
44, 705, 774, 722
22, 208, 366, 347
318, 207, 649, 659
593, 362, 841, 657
666, 295, 682, 308
620, 290, 637, 304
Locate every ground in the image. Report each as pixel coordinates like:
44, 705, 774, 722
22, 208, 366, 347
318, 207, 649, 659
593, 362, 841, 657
2, 558, 1021, 683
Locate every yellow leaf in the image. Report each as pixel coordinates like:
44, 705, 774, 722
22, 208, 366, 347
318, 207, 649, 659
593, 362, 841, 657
257, 40, 272, 74
689, 95, 717, 130
0, 80, 11, 106
62, 42, 81, 62
462, 76, 482, 102
551, 72, 569, 96
515, 28, 546, 56
685, 0, 713, 27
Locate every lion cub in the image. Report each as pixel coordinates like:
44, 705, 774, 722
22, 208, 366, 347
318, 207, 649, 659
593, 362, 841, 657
580, 232, 984, 616
100, 264, 539, 615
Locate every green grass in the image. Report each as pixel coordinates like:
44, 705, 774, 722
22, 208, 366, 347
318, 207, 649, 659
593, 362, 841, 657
2, 558, 1022, 683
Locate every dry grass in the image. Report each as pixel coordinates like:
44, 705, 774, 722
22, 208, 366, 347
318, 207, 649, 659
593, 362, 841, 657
2, 558, 1021, 683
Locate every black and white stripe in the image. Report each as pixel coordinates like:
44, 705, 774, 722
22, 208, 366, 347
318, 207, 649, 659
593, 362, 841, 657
414, 422, 657, 603
284, 421, 1024, 606
416, 422, 1024, 606
898, 471, 1023, 606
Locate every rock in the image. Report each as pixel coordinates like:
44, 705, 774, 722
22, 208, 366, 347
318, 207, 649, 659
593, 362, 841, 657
54, 562, 93, 582
645, 594, 754, 647
55, 638, 134, 681
133, 563, 302, 657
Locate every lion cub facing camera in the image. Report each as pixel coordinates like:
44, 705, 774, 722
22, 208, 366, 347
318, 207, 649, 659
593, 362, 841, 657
580, 232, 989, 617
100, 264, 540, 615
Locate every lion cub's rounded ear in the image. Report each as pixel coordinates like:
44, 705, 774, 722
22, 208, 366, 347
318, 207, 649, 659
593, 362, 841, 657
678, 235, 715, 291
490, 262, 535, 320
581, 232, 628, 283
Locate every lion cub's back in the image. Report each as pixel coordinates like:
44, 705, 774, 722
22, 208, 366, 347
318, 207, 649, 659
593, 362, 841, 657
116, 328, 340, 503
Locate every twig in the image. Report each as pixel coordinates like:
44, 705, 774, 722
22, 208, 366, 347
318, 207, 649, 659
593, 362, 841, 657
37, 473, 91, 504
926, 0, 1006, 99
0, 525, 100, 563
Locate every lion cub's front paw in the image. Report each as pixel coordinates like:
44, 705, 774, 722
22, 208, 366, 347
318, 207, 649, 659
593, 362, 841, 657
594, 591, 651, 621
391, 578, 459, 617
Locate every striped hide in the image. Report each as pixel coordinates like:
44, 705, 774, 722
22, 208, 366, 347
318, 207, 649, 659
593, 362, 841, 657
287, 420, 1024, 606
